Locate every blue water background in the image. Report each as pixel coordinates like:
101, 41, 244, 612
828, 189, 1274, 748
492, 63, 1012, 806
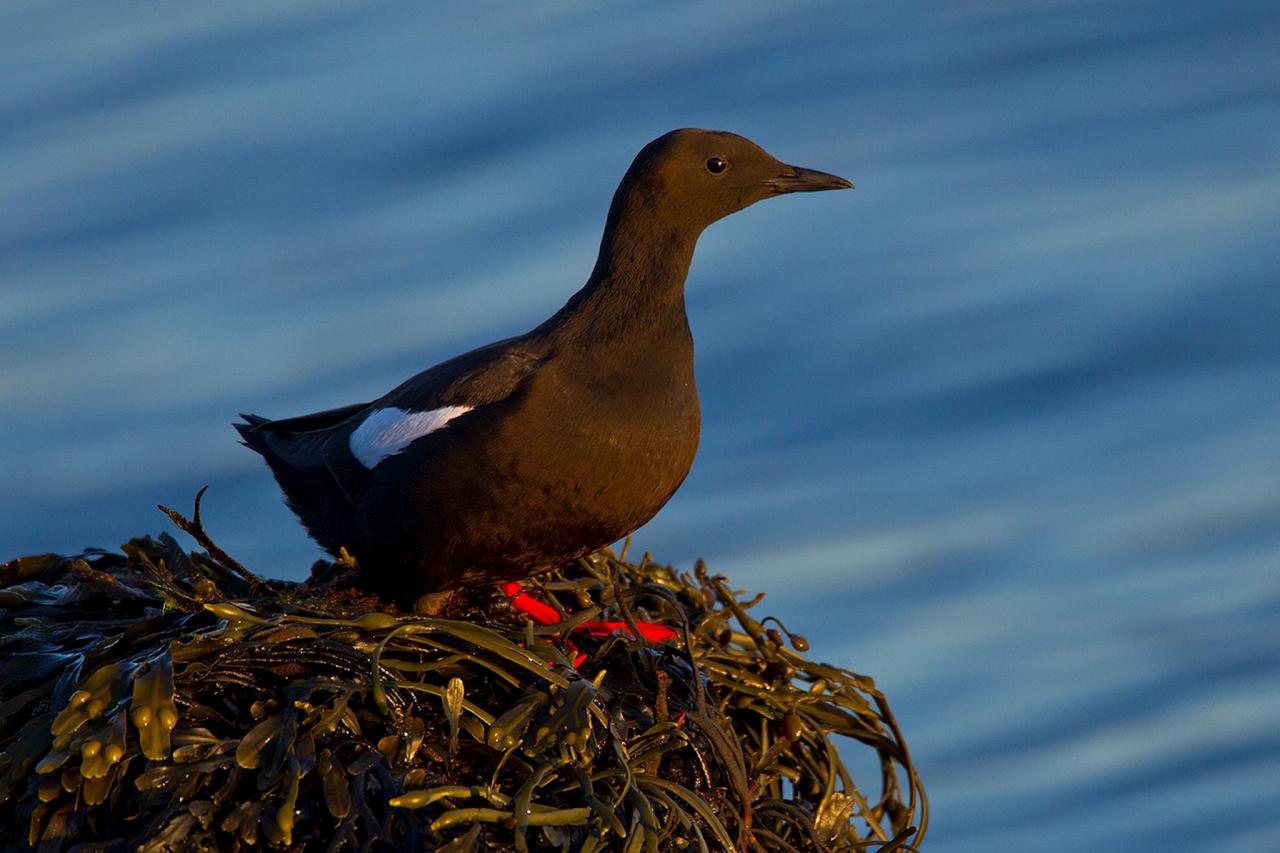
2, 2, 1279, 849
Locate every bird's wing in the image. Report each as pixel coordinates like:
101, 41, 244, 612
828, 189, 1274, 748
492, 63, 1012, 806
237, 402, 372, 473
376, 337, 543, 412
240, 336, 544, 506
323, 338, 544, 500
244, 402, 372, 436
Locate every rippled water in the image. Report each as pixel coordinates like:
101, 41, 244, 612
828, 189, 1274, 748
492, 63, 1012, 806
3, 2, 1279, 849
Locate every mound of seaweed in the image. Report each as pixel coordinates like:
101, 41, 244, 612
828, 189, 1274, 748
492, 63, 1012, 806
0, 496, 926, 852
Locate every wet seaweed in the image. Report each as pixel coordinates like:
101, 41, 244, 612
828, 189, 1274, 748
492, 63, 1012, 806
0, 497, 925, 851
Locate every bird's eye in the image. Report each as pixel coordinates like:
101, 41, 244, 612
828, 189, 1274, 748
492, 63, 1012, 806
705, 157, 728, 174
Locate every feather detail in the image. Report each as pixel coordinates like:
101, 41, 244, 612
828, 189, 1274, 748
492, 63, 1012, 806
349, 405, 473, 469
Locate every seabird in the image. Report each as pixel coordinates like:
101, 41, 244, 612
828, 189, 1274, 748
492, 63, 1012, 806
237, 128, 851, 605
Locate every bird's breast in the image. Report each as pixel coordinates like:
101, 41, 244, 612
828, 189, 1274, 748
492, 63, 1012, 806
506, 357, 700, 533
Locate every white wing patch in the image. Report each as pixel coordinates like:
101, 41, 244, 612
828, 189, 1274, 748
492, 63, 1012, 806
349, 405, 473, 469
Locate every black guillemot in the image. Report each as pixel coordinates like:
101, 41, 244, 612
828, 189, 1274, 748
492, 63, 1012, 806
236, 129, 851, 605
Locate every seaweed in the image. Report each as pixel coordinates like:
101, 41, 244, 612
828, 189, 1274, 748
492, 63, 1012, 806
0, 495, 925, 851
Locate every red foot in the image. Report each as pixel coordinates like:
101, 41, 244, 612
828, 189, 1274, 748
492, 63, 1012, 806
502, 582, 679, 663
501, 582, 560, 625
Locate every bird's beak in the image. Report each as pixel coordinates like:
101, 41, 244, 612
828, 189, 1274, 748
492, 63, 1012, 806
764, 165, 854, 193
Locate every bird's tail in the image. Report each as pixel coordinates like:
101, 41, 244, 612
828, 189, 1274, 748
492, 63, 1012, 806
232, 413, 363, 561
234, 413, 272, 455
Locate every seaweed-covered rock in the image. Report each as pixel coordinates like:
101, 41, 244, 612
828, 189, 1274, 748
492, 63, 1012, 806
0, 499, 926, 851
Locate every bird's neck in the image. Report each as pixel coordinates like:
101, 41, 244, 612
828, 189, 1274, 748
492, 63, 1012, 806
547, 190, 701, 346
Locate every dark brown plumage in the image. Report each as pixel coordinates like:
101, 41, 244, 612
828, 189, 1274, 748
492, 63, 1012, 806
236, 129, 851, 604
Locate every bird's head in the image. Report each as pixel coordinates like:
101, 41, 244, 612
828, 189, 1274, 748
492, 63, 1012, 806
614, 128, 852, 234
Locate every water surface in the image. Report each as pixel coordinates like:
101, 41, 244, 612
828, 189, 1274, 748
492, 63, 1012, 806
3, 2, 1279, 849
